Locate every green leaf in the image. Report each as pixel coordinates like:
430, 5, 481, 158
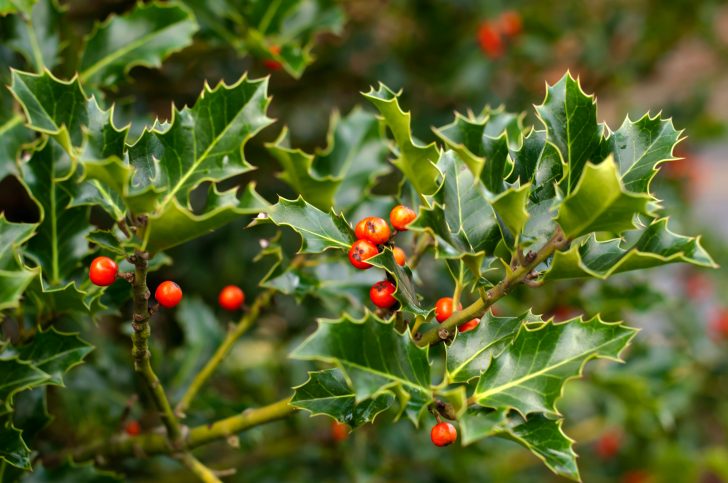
78, 1, 198, 87
363, 84, 441, 195
267, 107, 390, 211
0, 417, 31, 469
460, 409, 580, 481
10, 69, 88, 153
24, 460, 124, 482
545, 218, 717, 280
446, 311, 540, 383
472, 316, 636, 416
491, 184, 531, 239
535, 72, 605, 193
604, 113, 683, 193
0, 0, 36, 16
555, 156, 652, 239
10, 329, 93, 386
0, 358, 49, 409
291, 312, 432, 422
367, 248, 429, 317
18, 139, 91, 286
263, 197, 354, 253
409, 151, 501, 267
5, 0, 63, 71
0, 78, 32, 179
291, 368, 394, 428
0, 216, 38, 311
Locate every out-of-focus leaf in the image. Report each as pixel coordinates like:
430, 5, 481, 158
8, 329, 93, 386
5, 0, 63, 71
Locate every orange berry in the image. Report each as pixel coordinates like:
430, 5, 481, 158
218, 285, 245, 311
390, 205, 416, 231
354, 216, 391, 245
393, 246, 406, 266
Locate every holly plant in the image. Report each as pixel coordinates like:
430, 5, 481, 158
0, 3, 716, 479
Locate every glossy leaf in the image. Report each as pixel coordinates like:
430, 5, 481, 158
267, 107, 390, 211
545, 218, 717, 280
264, 197, 355, 253
5, 0, 63, 71
0, 359, 49, 408
0, 417, 31, 469
291, 312, 432, 421
472, 316, 637, 416
78, 1, 198, 87
0, 216, 38, 311
291, 368, 394, 427
446, 311, 540, 383
9, 329, 93, 386
535, 72, 605, 192
368, 248, 429, 317
555, 156, 652, 239
363, 84, 441, 195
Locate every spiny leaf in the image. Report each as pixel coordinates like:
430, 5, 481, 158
472, 316, 637, 416
535, 72, 605, 193
264, 197, 355, 253
446, 311, 540, 383
0, 359, 50, 409
545, 218, 717, 280
9, 329, 93, 386
78, 1, 198, 87
555, 156, 652, 239
0, 417, 31, 469
363, 83, 441, 195
291, 312, 432, 422
291, 368, 394, 428
267, 107, 390, 211
0, 216, 38, 311
604, 113, 683, 193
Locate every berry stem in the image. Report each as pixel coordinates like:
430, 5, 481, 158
129, 250, 185, 448
416, 227, 570, 347
175, 256, 304, 416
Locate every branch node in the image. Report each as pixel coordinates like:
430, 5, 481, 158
437, 328, 450, 341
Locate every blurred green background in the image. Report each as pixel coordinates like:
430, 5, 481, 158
3, 0, 728, 482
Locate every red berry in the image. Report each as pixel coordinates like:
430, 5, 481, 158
430, 421, 457, 447
458, 318, 480, 333
393, 246, 406, 266
596, 429, 621, 459
263, 45, 282, 70
348, 239, 378, 270
124, 420, 141, 436
477, 22, 504, 58
435, 297, 461, 323
498, 10, 523, 37
155, 281, 183, 308
331, 421, 349, 442
710, 309, 728, 340
390, 205, 416, 231
370, 280, 397, 309
218, 285, 245, 311
89, 256, 118, 286
621, 470, 653, 483
354, 216, 391, 245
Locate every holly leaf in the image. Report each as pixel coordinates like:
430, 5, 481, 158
78, 1, 198, 87
446, 311, 540, 383
368, 248, 429, 317
460, 409, 579, 481
363, 84, 441, 195
0, 0, 36, 16
267, 107, 390, 211
0, 359, 49, 409
24, 460, 124, 482
9, 329, 93, 386
5, 0, 64, 70
555, 156, 652, 239
291, 312, 432, 422
545, 218, 717, 280
263, 197, 354, 253
18, 139, 92, 286
0, 78, 32, 180
472, 316, 636, 416
0, 216, 38, 311
0, 416, 31, 469
535, 72, 605, 193
291, 368, 394, 428
409, 151, 501, 269
604, 113, 683, 194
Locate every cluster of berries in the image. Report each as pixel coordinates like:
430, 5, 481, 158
89, 257, 246, 311
477, 10, 522, 59
348, 205, 416, 310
